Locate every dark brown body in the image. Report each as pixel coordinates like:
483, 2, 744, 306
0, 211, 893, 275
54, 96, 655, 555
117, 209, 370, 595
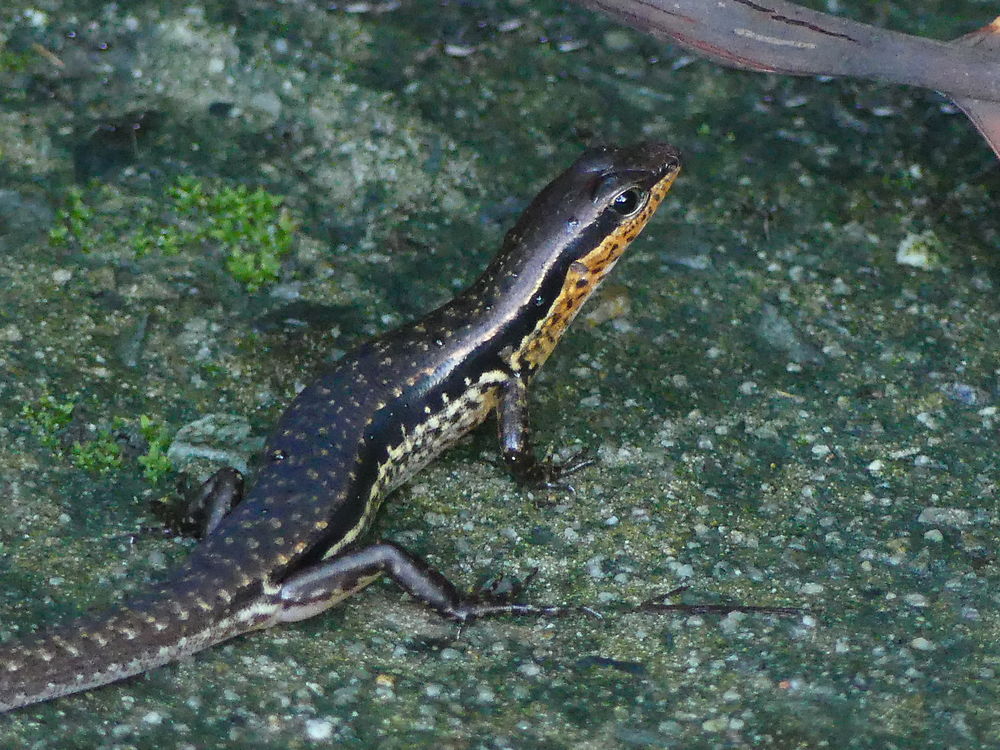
0, 142, 681, 712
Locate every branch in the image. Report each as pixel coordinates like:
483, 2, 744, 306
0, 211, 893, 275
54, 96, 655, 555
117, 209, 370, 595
952, 19, 1000, 159
569, 0, 1000, 156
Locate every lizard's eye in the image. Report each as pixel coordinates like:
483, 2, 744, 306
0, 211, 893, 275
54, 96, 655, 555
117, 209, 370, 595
610, 188, 646, 216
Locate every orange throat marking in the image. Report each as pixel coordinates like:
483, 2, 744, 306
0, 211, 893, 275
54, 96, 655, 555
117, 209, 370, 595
512, 168, 680, 373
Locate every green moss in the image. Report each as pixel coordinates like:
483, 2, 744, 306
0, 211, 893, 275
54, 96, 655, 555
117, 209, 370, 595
132, 225, 183, 256
0, 48, 33, 73
48, 187, 97, 252
163, 176, 296, 291
21, 396, 173, 482
48, 177, 297, 291
137, 414, 173, 484
20, 393, 77, 448
69, 429, 123, 475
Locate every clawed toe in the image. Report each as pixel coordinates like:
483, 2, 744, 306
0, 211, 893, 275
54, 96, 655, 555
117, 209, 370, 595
475, 567, 540, 604
559, 448, 596, 477
514, 447, 596, 493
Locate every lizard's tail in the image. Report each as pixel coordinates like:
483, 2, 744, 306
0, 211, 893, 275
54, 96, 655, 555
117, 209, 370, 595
0, 576, 276, 713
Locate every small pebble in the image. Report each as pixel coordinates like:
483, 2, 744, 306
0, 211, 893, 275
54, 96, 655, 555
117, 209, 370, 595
896, 231, 939, 269
519, 662, 542, 677
702, 717, 728, 732
917, 507, 972, 528
305, 719, 333, 741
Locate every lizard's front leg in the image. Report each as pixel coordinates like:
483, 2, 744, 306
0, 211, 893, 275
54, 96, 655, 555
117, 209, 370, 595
496, 377, 593, 489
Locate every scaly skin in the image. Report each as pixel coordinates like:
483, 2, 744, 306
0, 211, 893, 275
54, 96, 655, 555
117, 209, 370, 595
0, 142, 681, 712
